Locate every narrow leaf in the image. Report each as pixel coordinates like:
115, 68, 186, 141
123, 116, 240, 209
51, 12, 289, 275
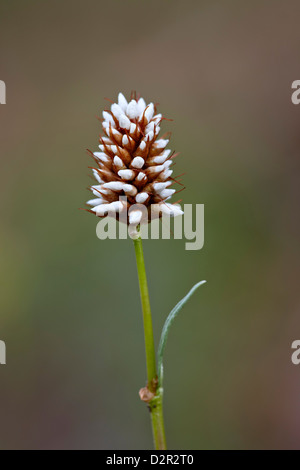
157, 280, 207, 386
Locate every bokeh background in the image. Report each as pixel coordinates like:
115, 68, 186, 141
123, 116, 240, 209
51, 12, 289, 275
0, 0, 299, 450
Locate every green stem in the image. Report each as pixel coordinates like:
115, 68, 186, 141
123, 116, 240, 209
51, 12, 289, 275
133, 236, 167, 450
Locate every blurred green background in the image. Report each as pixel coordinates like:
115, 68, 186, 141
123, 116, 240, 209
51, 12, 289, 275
0, 0, 299, 450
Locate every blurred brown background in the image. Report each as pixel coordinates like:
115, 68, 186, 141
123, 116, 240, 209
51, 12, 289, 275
0, 0, 299, 450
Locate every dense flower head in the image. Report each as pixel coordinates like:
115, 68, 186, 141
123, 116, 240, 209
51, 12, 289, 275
86, 92, 183, 225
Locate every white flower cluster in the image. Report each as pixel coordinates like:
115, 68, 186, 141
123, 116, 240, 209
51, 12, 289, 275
87, 93, 183, 225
